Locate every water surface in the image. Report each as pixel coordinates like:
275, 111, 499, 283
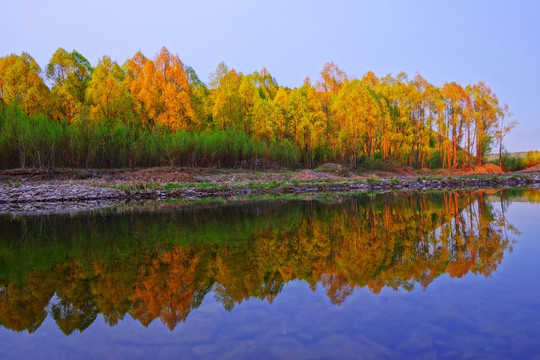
1, 189, 540, 359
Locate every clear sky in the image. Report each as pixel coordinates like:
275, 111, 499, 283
2, 0, 538, 152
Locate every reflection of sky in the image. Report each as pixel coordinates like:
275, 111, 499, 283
2, 201, 540, 359
2, 0, 539, 152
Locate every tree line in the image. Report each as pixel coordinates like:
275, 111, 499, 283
0, 47, 515, 169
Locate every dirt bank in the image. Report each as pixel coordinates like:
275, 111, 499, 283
1, 166, 539, 215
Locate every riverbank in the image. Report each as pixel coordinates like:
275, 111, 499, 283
1, 166, 540, 215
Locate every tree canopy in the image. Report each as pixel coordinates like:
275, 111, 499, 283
0, 47, 514, 169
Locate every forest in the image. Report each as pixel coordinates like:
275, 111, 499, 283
0, 47, 516, 170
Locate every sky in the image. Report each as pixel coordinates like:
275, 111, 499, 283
1, 0, 539, 152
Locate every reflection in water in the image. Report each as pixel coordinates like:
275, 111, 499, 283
0, 189, 524, 335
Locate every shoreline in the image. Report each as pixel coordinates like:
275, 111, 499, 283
1, 168, 539, 215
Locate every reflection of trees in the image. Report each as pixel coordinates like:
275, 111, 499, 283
50, 263, 99, 335
0, 190, 524, 333
132, 248, 199, 330
0, 272, 56, 333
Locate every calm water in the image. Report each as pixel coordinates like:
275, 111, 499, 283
1, 189, 540, 359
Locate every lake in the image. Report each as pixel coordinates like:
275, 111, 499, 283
1, 189, 540, 359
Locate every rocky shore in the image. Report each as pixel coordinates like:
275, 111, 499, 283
1, 172, 539, 215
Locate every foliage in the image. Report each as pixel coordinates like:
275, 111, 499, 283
490, 152, 526, 172
0, 103, 299, 169
524, 151, 540, 168
0, 48, 516, 170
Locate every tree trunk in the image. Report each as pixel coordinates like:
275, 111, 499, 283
498, 140, 503, 169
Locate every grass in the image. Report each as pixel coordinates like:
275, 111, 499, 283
164, 183, 184, 190
366, 177, 384, 184
416, 175, 438, 181
0, 104, 301, 170
197, 182, 217, 190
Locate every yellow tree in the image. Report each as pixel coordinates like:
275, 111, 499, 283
251, 96, 276, 143
243, 68, 280, 136
209, 65, 242, 131
441, 82, 469, 167
405, 73, 429, 167
272, 87, 290, 139
420, 82, 445, 167
468, 81, 500, 165
287, 85, 309, 162
362, 71, 392, 160
361, 71, 379, 88
362, 71, 394, 161
386, 73, 421, 166
250, 67, 279, 100
377, 74, 407, 162
86, 56, 135, 125
238, 75, 257, 135
127, 47, 194, 131
126, 51, 154, 128
46, 48, 92, 122
0, 53, 50, 115
285, 79, 326, 167
185, 66, 211, 131
154, 47, 194, 131
332, 79, 380, 167
306, 85, 328, 164
316, 62, 347, 148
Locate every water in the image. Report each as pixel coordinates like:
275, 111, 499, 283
1, 189, 540, 359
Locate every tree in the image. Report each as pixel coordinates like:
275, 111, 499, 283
185, 66, 211, 131
272, 87, 290, 139
332, 79, 381, 167
208, 61, 229, 89
154, 47, 195, 131
441, 82, 469, 167
46, 48, 92, 122
209, 66, 242, 131
238, 75, 257, 135
468, 82, 500, 165
86, 56, 135, 125
0, 49, 518, 171
316, 62, 347, 146
126, 47, 195, 131
495, 104, 517, 168
251, 96, 276, 142
0, 53, 50, 115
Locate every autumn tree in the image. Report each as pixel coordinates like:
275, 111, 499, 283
185, 66, 211, 131
441, 82, 469, 167
251, 96, 277, 142
0, 48, 517, 170
316, 62, 347, 146
209, 64, 242, 131
126, 47, 194, 131
0, 53, 50, 115
468, 81, 500, 165
272, 87, 290, 139
285, 79, 326, 167
85, 56, 135, 125
46, 48, 92, 122
332, 79, 382, 167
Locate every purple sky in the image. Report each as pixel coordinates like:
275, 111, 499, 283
2, 0, 538, 151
